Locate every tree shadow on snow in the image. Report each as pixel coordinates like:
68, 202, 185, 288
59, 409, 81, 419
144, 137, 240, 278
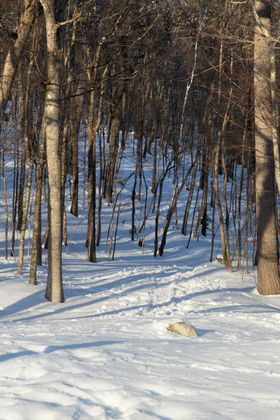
0, 340, 123, 363
6, 284, 261, 325
0, 290, 44, 318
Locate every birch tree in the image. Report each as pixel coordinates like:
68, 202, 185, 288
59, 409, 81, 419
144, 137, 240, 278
40, 0, 64, 303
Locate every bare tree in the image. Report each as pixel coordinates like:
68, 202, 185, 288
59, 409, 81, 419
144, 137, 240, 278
254, 0, 280, 295
0, 0, 37, 121
40, 0, 64, 303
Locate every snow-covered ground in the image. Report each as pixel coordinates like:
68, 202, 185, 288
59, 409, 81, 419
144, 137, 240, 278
1, 242, 280, 419
1, 142, 280, 419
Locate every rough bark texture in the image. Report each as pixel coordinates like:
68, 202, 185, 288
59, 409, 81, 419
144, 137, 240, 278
105, 113, 120, 204
29, 131, 46, 285
270, 50, 280, 194
254, 0, 280, 295
41, 0, 64, 302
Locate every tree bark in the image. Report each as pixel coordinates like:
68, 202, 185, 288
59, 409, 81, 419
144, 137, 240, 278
41, 0, 64, 302
29, 124, 46, 285
254, 0, 280, 295
0, 0, 37, 121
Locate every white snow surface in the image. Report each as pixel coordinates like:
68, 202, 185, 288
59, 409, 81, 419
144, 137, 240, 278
1, 145, 280, 419
1, 246, 280, 419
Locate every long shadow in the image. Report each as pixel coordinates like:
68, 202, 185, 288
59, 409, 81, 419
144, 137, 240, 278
9, 279, 180, 324
62, 263, 226, 301
3, 269, 192, 322
196, 304, 280, 315
0, 289, 44, 318
55, 285, 270, 321
187, 286, 255, 300
61, 229, 213, 268
0, 267, 19, 281
0, 340, 123, 363
43, 340, 123, 353
0, 350, 35, 362
64, 268, 190, 298
59, 300, 183, 321
59, 297, 278, 322
4, 282, 258, 325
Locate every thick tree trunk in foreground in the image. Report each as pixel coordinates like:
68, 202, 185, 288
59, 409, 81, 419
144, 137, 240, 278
254, 0, 280, 295
41, 0, 64, 302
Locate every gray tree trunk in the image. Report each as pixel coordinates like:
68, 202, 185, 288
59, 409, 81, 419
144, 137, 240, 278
254, 0, 280, 295
41, 0, 64, 302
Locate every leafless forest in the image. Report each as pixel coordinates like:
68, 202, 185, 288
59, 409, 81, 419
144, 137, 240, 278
0, 0, 279, 302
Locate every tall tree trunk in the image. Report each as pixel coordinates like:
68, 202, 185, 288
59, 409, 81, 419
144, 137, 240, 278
86, 40, 104, 261
41, 0, 64, 303
87, 89, 97, 262
1, 147, 9, 259
70, 86, 84, 217
254, 0, 280, 295
29, 125, 46, 285
17, 161, 33, 275
270, 49, 280, 194
105, 113, 120, 204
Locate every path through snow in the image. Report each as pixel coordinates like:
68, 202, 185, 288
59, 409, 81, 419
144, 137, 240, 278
1, 248, 280, 419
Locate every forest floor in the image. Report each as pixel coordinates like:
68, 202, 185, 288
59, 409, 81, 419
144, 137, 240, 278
1, 236, 280, 419
1, 148, 280, 419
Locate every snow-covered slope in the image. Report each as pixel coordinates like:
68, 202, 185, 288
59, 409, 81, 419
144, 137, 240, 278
1, 245, 280, 419
1, 142, 280, 419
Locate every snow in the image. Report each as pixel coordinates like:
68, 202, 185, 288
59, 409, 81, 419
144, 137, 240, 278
1, 246, 280, 419
1, 144, 280, 419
